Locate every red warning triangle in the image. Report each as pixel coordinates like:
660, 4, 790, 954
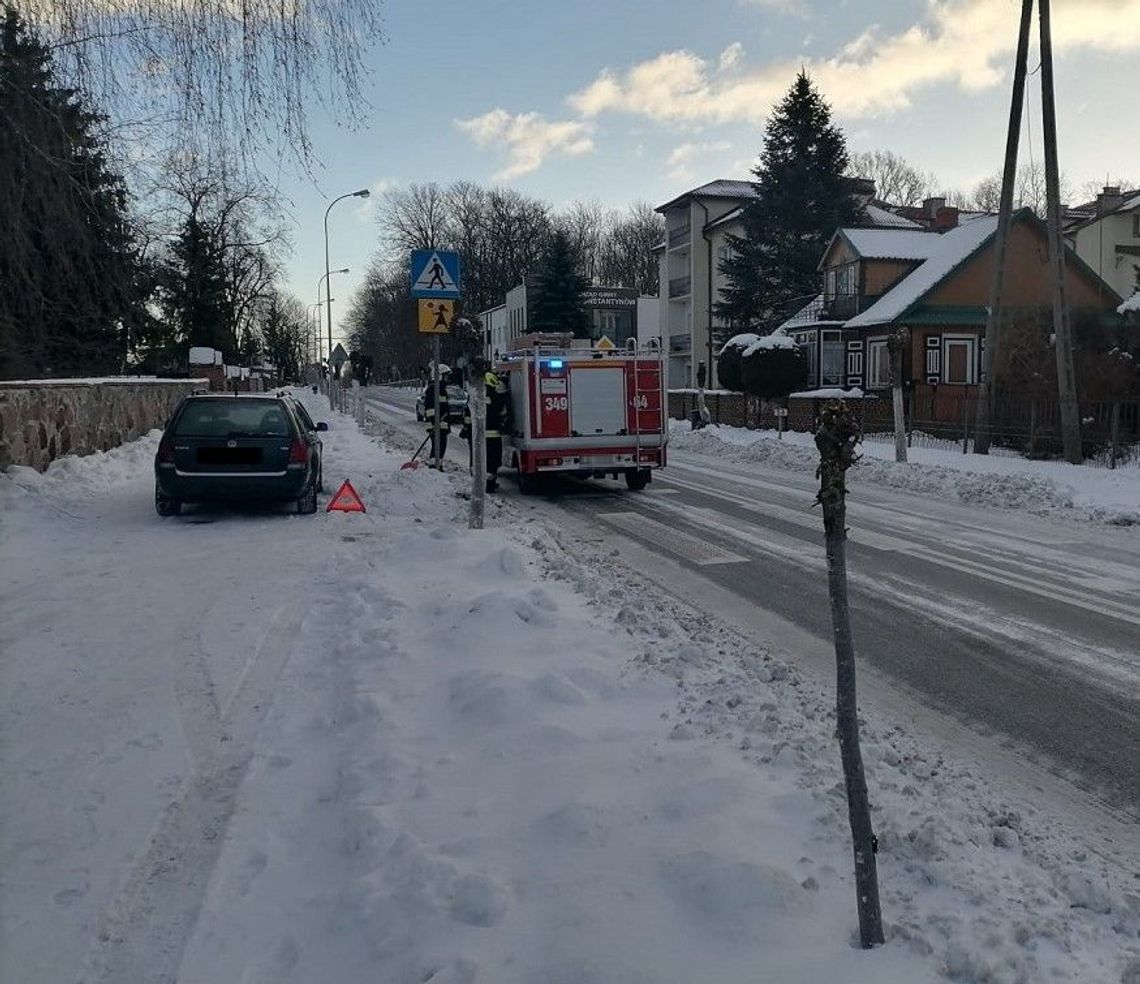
326, 479, 366, 513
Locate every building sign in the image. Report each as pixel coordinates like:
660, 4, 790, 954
583, 286, 637, 308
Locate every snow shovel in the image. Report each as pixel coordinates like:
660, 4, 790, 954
401, 436, 431, 470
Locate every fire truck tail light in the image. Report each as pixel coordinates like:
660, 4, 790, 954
538, 456, 563, 467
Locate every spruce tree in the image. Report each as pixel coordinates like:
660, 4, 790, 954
1, 7, 144, 378
716, 71, 861, 333
530, 230, 589, 337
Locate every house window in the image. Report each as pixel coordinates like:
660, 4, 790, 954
794, 331, 817, 385
717, 243, 735, 266
942, 335, 977, 384
836, 263, 857, 296
825, 268, 837, 299
821, 330, 843, 386
866, 338, 890, 388
1133, 212, 1140, 238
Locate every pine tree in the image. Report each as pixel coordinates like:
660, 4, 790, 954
0, 7, 144, 378
530, 230, 589, 336
716, 71, 862, 333
158, 214, 234, 359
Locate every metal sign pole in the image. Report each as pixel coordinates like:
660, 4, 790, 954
432, 336, 442, 471
470, 375, 486, 529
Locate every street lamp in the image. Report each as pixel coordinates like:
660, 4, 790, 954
324, 187, 370, 376
317, 268, 350, 365
308, 302, 322, 368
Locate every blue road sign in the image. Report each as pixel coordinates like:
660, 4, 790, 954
410, 249, 461, 299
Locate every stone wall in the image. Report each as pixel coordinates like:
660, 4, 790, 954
0, 378, 208, 472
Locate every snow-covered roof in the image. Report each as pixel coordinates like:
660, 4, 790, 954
862, 203, 921, 229
846, 215, 1000, 328
834, 228, 944, 262
656, 179, 756, 212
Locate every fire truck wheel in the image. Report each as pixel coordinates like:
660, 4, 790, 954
517, 469, 540, 495
624, 468, 650, 492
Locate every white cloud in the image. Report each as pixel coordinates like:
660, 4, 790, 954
354, 177, 392, 221
667, 141, 733, 183
568, 0, 1140, 124
454, 109, 594, 179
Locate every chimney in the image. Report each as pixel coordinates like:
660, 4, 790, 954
922, 196, 947, 221
1096, 185, 1123, 215
933, 206, 959, 231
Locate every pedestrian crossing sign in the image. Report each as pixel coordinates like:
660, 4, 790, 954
410, 249, 461, 299
418, 299, 454, 334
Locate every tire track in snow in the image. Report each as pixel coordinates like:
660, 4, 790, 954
75, 606, 309, 984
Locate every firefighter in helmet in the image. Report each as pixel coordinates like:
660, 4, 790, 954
422, 363, 451, 462
463, 370, 511, 492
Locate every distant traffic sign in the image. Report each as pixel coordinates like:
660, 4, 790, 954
410, 250, 461, 299
418, 299, 453, 334
594, 335, 616, 351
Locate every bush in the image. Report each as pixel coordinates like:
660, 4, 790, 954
717, 333, 759, 393
741, 338, 807, 398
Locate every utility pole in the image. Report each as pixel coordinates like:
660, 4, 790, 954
1038, 0, 1082, 464
975, 0, 1034, 455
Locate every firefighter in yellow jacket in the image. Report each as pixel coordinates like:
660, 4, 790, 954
463, 371, 511, 492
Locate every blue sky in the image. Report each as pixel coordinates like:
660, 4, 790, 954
282, 0, 1140, 348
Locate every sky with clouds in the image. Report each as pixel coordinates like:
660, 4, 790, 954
285, 0, 1140, 347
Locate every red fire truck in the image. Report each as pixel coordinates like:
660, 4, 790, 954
497, 337, 667, 493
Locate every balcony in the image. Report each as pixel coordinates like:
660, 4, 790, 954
668, 275, 692, 299
667, 225, 692, 249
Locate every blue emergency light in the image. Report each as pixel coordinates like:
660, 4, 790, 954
549, 359, 564, 369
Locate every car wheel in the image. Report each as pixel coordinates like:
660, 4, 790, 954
624, 468, 650, 492
297, 479, 318, 515
155, 484, 182, 516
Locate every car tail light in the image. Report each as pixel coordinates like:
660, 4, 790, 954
157, 440, 175, 463
288, 440, 307, 464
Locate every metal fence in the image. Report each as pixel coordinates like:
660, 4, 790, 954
862, 394, 1140, 469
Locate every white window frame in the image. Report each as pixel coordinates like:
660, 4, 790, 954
866, 337, 890, 389
942, 334, 977, 385
794, 331, 817, 386
820, 330, 843, 386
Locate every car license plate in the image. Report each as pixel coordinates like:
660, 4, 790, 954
197, 447, 262, 465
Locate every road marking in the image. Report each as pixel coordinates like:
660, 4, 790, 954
652, 474, 1140, 629
596, 511, 748, 566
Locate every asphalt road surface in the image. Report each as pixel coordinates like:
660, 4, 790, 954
362, 386, 1140, 813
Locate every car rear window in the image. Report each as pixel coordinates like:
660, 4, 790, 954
173, 400, 294, 438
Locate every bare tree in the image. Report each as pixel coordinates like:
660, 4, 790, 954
598, 201, 664, 296
380, 183, 452, 256
847, 150, 937, 207
17, 0, 383, 173
556, 199, 609, 283
815, 400, 885, 950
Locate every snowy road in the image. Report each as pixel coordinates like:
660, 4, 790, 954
3, 387, 1138, 984
364, 386, 1140, 811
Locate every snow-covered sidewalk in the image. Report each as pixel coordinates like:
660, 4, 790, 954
668, 420, 1140, 526
1, 392, 1137, 983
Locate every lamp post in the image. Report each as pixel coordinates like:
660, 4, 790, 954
317, 268, 349, 369
324, 188, 370, 381
308, 302, 322, 371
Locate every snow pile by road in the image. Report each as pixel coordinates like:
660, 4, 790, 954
2, 392, 1137, 983
668, 420, 1140, 526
